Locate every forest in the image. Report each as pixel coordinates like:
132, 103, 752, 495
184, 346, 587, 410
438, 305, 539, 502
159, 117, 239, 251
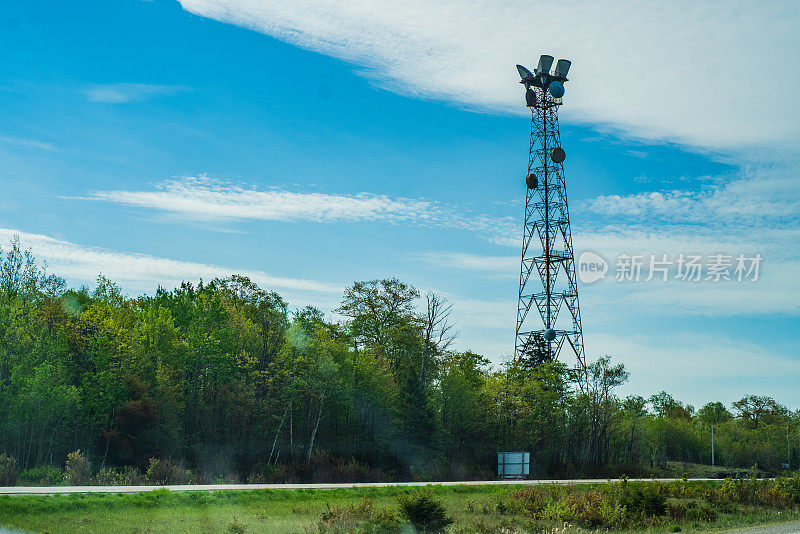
0, 236, 798, 485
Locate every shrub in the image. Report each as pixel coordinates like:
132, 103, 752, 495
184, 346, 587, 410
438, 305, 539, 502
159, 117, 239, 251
541, 489, 627, 529
668, 501, 718, 523
778, 469, 800, 503
619, 482, 667, 517
0, 454, 19, 486
145, 458, 190, 485
708, 472, 799, 509
512, 487, 549, 517
312, 497, 399, 533
397, 489, 453, 533
120, 466, 146, 485
64, 450, 92, 485
227, 517, 247, 533
95, 467, 121, 485
761, 480, 795, 509
513, 480, 675, 529
689, 505, 718, 522
18, 465, 63, 486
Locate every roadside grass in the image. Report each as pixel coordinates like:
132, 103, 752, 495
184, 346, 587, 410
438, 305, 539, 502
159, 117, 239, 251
0, 486, 510, 534
2, 477, 800, 534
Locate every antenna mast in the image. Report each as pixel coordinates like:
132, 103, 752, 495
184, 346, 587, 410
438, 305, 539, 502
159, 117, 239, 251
514, 56, 586, 384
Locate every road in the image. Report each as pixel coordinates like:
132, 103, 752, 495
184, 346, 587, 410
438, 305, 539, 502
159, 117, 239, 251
0, 478, 719, 495
724, 523, 800, 534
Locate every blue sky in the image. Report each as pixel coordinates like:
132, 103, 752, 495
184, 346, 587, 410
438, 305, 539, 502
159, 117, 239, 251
1, 0, 799, 408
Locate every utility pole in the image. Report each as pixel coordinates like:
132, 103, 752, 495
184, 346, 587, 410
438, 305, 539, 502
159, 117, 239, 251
711, 422, 715, 466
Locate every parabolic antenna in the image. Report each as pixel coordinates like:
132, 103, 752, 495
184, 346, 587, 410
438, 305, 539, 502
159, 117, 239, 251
548, 80, 564, 98
550, 147, 566, 163
516, 64, 534, 82
526, 173, 538, 189
543, 328, 557, 341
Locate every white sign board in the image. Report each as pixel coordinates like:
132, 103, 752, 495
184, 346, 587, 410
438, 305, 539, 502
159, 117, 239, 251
498, 451, 530, 479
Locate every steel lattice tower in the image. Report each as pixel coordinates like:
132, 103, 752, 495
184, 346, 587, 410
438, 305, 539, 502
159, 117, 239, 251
514, 57, 586, 380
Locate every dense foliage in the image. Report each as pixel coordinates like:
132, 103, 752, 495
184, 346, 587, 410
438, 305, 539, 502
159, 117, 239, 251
0, 237, 798, 483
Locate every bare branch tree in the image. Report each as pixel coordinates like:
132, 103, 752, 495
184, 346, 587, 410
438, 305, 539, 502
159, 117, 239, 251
420, 292, 459, 385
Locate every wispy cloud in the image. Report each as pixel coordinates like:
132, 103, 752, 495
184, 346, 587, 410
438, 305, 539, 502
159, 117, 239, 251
419, 252, 518, 278
88, 177, 442, 223
177, 0, 800, 149
584, 164, 800, 225
84, 83, 187, 103
0, 227, 341, 295
0, 136, 59, 152
79, 176, 518, 241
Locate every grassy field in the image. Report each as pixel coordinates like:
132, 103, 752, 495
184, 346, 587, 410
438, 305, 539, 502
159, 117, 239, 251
2, 479, 800, 534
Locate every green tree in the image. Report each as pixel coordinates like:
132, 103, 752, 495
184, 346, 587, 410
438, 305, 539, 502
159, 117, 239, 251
581, 356, 628, 467
732, 395, 787, 429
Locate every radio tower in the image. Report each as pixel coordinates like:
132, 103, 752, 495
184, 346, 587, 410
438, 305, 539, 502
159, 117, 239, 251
514, 55, 586, 382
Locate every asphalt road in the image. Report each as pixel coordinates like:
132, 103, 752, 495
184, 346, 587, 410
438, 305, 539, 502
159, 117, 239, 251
724, 523, 800, 534
0, 478, 719, 495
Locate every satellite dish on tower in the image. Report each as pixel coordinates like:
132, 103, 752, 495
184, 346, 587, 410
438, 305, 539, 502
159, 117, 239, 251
549, 81, 564, 98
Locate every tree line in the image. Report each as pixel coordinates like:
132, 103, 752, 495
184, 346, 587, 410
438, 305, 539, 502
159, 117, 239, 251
0, 236, 797, 483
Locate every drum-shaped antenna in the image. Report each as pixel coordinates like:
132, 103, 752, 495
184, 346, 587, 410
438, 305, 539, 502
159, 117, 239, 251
525, 88, 536, 107
536, 55, 554, 75
526, 173, 538, 189
554, 59, 571, 78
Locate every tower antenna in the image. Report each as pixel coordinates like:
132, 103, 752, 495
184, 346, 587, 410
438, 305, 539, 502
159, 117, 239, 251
514, 55, 586, 387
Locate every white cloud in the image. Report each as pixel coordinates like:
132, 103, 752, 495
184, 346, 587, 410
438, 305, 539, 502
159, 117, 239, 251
178, 0, 800, 148
85, 83, 187, 103
81, 176, 518, 240
566, 157, 800, 318
419, 252, 517, 277
584, 163, 800, 225
88, 177, 441, 223
0, 227, 342, 296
